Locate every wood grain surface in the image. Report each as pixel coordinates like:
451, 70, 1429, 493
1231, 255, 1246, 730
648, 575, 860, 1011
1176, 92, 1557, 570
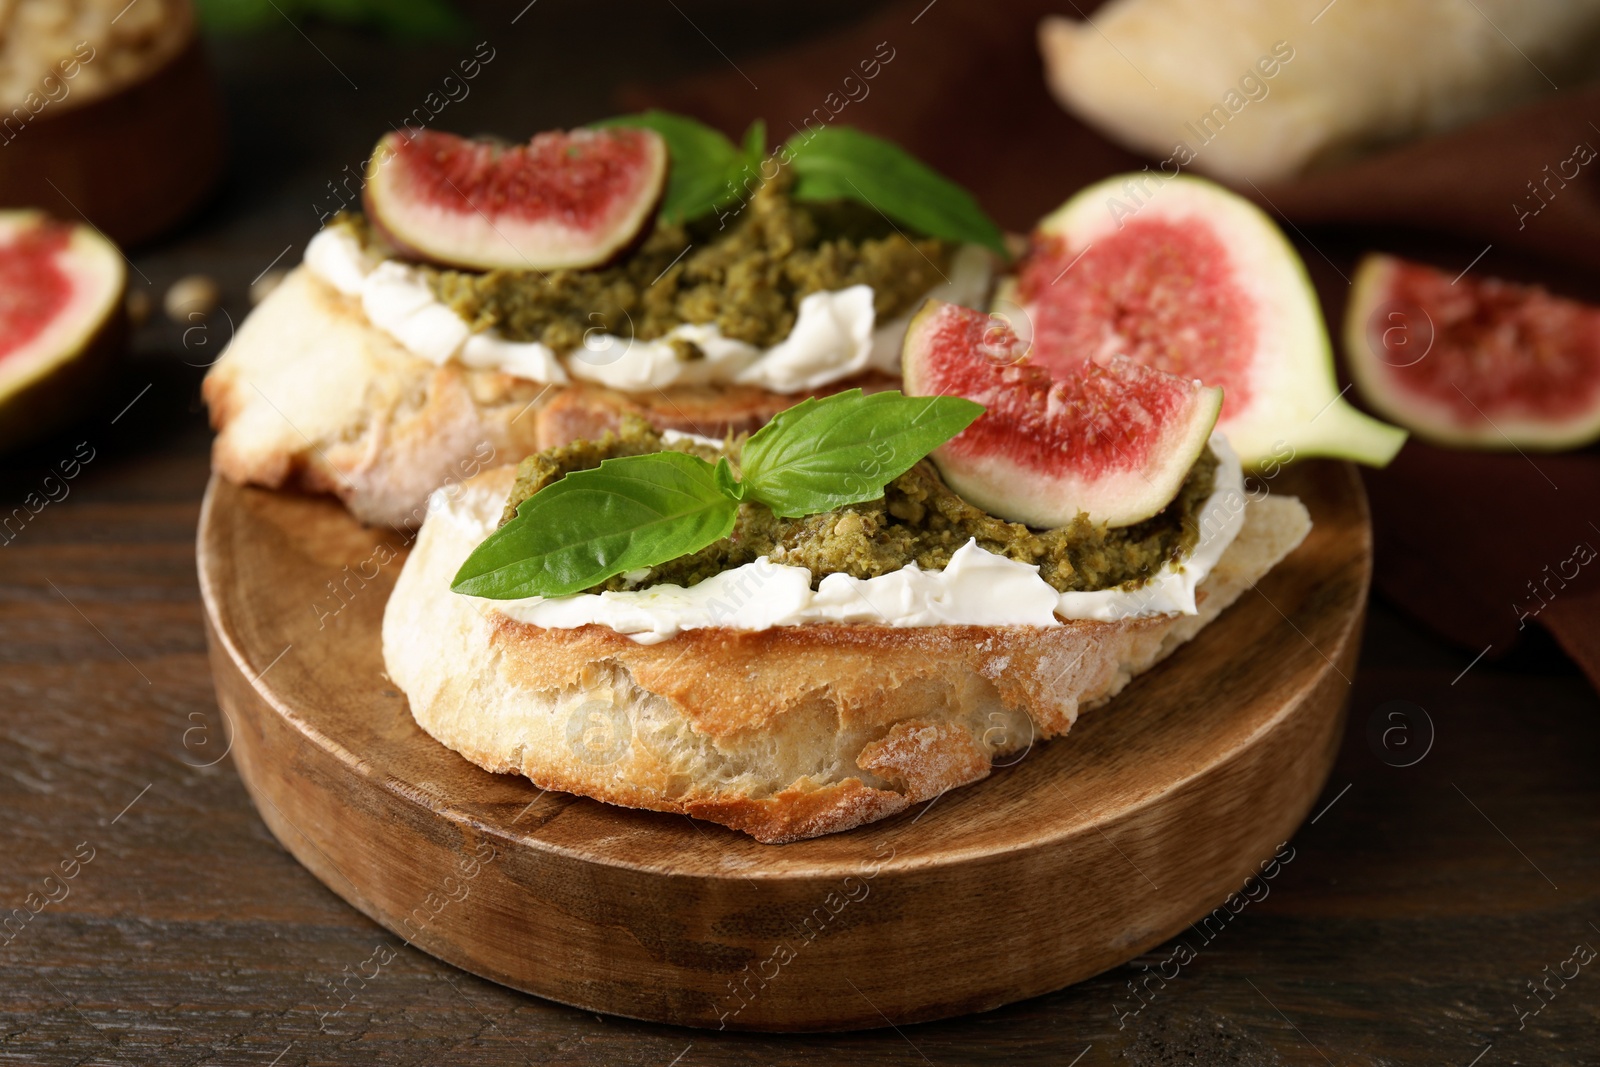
2, 6, 1599, 1064
194, 458, 1360, 1031
6, 387, 1598, 1063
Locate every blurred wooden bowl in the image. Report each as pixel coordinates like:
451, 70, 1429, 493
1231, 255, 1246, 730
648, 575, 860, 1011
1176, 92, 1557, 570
0, 19, 224, 246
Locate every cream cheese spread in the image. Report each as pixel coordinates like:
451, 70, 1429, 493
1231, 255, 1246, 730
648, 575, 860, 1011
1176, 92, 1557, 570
302, 225, 991, 393
435, 435, 1247, 645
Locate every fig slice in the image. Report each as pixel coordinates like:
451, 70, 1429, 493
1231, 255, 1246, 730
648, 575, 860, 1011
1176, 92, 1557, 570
1346, 253, 1600, 450
364, 126, 668, 271
902, 300, 1221, 528
0, 211, 126, 452
1005, 173, 1405, 469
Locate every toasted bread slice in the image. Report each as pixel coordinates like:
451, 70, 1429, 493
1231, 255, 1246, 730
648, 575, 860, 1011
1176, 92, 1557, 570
383, 467, 1313, 843
203, 267, 553, 529
532, 373, 898, 452
204, 267, 881, 528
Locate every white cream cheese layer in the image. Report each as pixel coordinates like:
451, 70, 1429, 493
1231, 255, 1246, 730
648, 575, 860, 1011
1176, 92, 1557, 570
438, 435, 1246, 645
306, 226, 569, 384
302, 225, 991, 393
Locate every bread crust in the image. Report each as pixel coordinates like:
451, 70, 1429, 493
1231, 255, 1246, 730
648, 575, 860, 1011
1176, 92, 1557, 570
533, 373, 899, 451
383, 467, 1314, 843
203, 268, 553, 528
204, 267, 886, 528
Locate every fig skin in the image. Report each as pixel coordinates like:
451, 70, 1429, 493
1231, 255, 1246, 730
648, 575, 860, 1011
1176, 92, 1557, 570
361, 128, 669, 272
1345, 252, 1600, 451
0, 297, 127, 454
362, 181, 668, 275
1014, 173, 1406, 470
0, 213, 130, 454
902, 299, 1222, 529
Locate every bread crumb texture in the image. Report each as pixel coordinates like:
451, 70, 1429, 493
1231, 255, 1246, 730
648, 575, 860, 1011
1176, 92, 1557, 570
382, 466, 1311, 842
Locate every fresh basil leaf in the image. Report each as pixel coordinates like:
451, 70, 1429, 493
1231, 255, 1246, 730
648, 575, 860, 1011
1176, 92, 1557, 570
739, 389, 985, 519
595, 110, 746, 224
714, 456, 743, 500
451, 451, 739, 599
784, 126, 1006, 256
453, 389, 984, 600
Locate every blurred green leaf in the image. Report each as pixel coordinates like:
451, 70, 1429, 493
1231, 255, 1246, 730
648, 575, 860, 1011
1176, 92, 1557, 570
741, 119, 766, 163
195, 0, 468, 37
786, 125, 1006, 255
596, 110, 751, 224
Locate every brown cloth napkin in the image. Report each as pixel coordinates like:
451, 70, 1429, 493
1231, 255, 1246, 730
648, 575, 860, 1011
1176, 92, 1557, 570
629, 0, 1600, 687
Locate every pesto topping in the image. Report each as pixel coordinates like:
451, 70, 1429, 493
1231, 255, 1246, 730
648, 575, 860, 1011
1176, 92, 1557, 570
501, 418, 1217, 596
344, 172, 954, 356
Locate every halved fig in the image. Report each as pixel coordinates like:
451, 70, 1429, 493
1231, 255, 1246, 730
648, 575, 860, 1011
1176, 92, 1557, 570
0, 211, 126, 452
1006, 173, 1405, 468
364, 126, 668, 271
1346, 253, 1600, 450
902, 300, 1221, 528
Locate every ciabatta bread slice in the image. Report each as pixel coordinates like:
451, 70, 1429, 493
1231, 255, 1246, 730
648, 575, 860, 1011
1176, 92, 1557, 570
382, 466, 1312, 843
531, 373, 897, 453
203, 267, 554, 529
203, 267, 883, 529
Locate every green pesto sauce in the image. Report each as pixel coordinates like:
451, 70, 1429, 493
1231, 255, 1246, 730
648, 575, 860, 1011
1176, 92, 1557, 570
348, 172, 953, 355
501, 418, 1218, 596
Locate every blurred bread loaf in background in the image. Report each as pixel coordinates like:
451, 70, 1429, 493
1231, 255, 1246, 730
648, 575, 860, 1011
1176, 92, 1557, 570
1040, 0, 1600, 184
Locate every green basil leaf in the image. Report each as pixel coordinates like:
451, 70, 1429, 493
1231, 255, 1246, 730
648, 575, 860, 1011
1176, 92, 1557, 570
595, 110, 746, 224
714, 455, 743, 500
784, 126, 1006, 256
739, 389, 985, 518
741, 119, 767, 164
451, 451, 739, 599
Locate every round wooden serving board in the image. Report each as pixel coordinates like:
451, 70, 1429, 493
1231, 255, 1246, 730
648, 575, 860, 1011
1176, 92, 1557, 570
197, 461, 1369, 1032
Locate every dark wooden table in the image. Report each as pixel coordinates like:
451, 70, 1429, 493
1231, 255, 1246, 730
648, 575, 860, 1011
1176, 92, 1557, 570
3, 6, 1598, 1064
